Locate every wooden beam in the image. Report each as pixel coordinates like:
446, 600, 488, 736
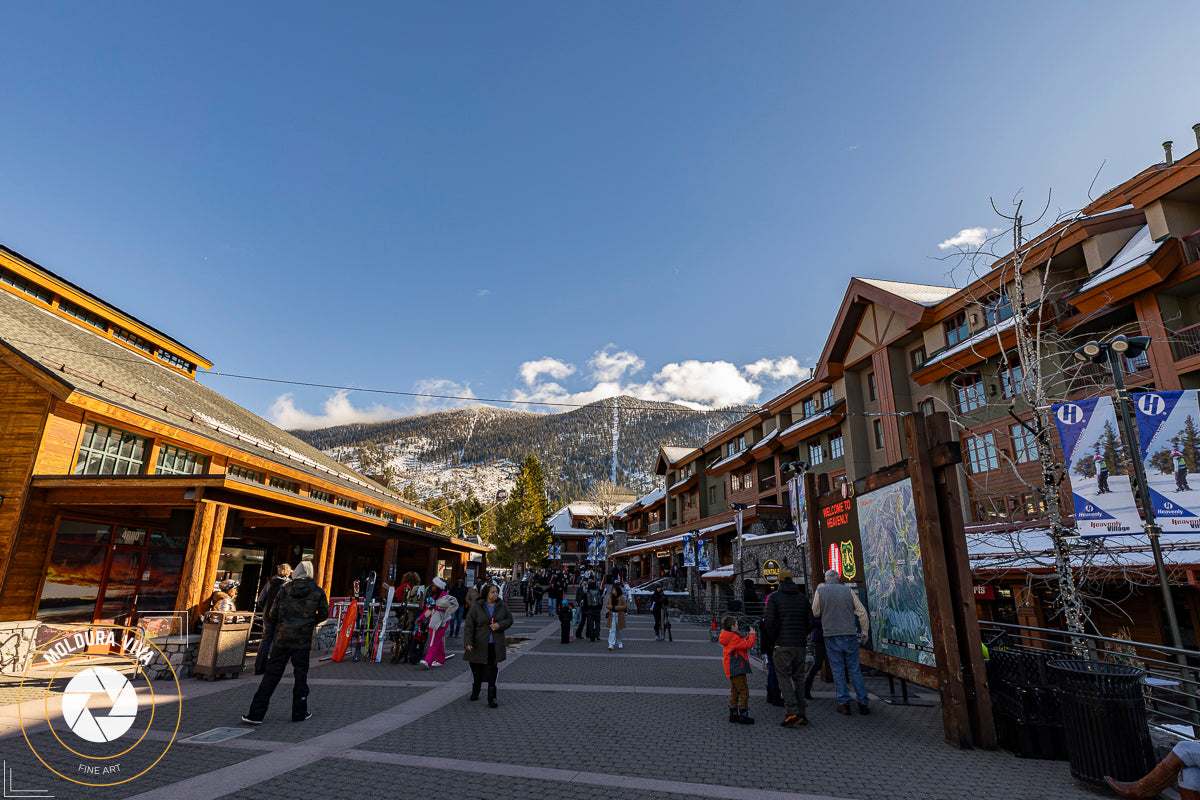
174, 503, 215, 619
904, 413, 974, 749
199, 504, 230, 611
321, 528, 338, 595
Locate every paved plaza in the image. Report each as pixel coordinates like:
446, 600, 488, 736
0, 612, 1113, 800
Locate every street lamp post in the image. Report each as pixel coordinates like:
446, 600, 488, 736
1073, 335, 1184, 651
729, 503, 749, 604
781, 461, 811, 597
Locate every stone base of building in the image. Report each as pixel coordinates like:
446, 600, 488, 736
0, 620, 41, 676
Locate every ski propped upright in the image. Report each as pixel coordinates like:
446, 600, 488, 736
373, 582, 395, 662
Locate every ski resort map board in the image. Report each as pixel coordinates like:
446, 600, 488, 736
857, 478, 935, 666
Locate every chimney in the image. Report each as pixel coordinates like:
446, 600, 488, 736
1194, 123, 1200, 150
1163, 140, 1174, 166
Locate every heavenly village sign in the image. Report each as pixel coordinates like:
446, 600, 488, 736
806, 412, 994, 749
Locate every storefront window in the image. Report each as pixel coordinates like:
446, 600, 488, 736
74, 422, 148, 476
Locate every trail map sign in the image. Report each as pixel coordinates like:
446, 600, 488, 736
857, 478, 934, 666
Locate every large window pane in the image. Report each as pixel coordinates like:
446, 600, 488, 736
96, 550, 142, 625
37, 542, 107, 624
137, 551, 184, 612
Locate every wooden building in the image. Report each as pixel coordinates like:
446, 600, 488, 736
0, 244, 486, 673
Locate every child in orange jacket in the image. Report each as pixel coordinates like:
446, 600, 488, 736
719, 614, 756, 725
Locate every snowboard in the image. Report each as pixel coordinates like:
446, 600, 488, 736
331, 589, 359, 662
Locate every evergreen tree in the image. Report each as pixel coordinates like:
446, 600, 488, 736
491, 454, 552, 573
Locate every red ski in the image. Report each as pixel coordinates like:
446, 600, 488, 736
331, 595, 359, 662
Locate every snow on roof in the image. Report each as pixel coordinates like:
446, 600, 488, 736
859, 278, 958, 307
778, 407, 835, 440
610, 521, 735, 557
701, 564, 735, 580
661, 446, 700, 464
619, 487, 665, 516
751, 428, 779, 451
969, 526, 1200, 572
706, 449, 746, 473
1075, 225, 1161, 295
921, 315, 1018, 369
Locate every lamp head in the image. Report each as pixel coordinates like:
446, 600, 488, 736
728, 502, 749, 511
1073, 341, 1104, 364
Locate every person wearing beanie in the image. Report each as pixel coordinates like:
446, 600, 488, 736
243, 560, 328, 724
254, 563, 293, 675
763, 569, 812, 727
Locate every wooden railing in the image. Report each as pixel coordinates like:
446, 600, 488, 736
1185, 229, 1200, 264
759, 474, 777, 492
1172, 323, 1200, 362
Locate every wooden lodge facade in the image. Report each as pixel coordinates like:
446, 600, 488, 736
614, 130, 1200, 647
0, 244, 486, 674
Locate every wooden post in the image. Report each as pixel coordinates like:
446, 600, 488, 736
199, 504, 230, 608
904, 413, 974, 748
426, 546, 439, 585
321, 528, 338, 595
313, 525, 329, 589
382, 537, 398, 586
925, 412, 996, 749
174, 501, 221, 622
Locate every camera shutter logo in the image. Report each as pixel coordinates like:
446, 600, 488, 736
61, 666, 138, 743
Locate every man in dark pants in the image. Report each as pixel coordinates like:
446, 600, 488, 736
253, 562, 292, 675
242, 560, 328, 724
763, 570, 811, 728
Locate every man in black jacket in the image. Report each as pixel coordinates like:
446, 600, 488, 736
763, 570, 811, 727
243, 560, 328, 724
253, 562, 292, 675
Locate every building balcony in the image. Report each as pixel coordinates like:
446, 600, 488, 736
1172, 323, 1200, 362
1185, 229, 1200, 265
759, 474, 777, 493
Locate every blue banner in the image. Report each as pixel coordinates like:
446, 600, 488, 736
698, 540, 710, 571
1134, 390, 1200, 532
1052, 396, 1142, 537
682, 534, 695, 567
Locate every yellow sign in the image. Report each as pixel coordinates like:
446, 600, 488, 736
840, 540, 857, 580
762, 559, 782, 584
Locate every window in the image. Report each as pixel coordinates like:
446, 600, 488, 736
709, 486, 717, 504
1010, 422, 1036, 464
918, 398, 935, 417
0, 266, 53, 304
867, 372, 877, 402
910, 347, 926, 372
954, 374, 985, 413
112, 326, 154, 354
821, 388, 835, 408
74, 422, 148, 476
944, 312, 968, 347
965, 433, 999, 474
803, 398, 816, 417
742, 471, 753, 490
873, 420, 884, 449
157, 348, 195, 372
808, 440, 824, 466
738, 435, 746, 452
228, 464, 264, 483
363, 506, 383, 518
336, 497, 356, 510
829, 431, 844, 459
156, 444, 208, 475
1001, 361, 1024, 399
269, 476, 300, 494
310, 489, 334, 503
984, 293, 1013, 326
731, 473, 741, 492
57, 299, 108, 331
402, 517, 415, 526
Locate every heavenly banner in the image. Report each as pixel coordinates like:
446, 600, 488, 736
1052, 396, 1142, 537
682, 533, 695, 567
1133, 390, 1200, 532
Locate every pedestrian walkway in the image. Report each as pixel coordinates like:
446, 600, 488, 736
0, 613, 1108, 800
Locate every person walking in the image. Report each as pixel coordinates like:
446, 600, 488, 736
1095, 453, 1111, 494
448, 577, 468, 638
584, 579, 603, 641
421, 577, 458, 668
759, 585, 782, 708
719, 614, 756, 725
811, 568, 870, 716
533, 579, 545, 615
763, 570, 811, 727
1175, 450, 1191, 492
573, 578, 588, 639
242, 561, 328, 724
605, 582, 627, 650
463, 583, 513, 708
650, 587, 667, 640
254, 563, 292, 675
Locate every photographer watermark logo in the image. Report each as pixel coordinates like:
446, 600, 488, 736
19, 624, 181, 788
61, 666, 138, 743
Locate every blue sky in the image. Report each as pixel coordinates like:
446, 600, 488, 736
2, 3, 1198, 428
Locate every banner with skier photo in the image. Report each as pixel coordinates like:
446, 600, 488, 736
1052, 396, 1142, 537
1133, 390, 1200, 532
682, 533, 695, 567
697, 539, 711, 571
788, 474, 808, 546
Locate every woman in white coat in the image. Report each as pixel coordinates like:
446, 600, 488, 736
420, 577, 458, 668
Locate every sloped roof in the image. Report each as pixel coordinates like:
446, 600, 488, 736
0, 289, 432, 517
858, 278, 958, 307
661, 446, 700, 463
1074, 224, 1162, 295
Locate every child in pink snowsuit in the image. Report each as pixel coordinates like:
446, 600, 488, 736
421, 577, 458, 668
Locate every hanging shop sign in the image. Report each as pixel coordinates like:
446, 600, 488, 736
1052, 396, 1142, 536
972, 584, 995, 600
818, 496, 861, 581
762, 558, 781, 584
1133, 389, 1200, 532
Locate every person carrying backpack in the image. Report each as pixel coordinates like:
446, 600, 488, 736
584, 580, 603, 641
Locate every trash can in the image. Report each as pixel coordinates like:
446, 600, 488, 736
194, 612, 253, 680
1048, 659, 1155, 786
987, 648, 1066, 760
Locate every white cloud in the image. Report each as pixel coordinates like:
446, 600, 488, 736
650, 360, 761, 407
588, 346, 644, 382
742, 356, 808, 383
476, 289, 490, 297
269, 390, 399, 430
518, 357, 576, 386
938, 227, 993, 250
411, 378, 478, 414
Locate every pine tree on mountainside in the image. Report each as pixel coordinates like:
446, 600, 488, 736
490, 454, 552, 571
